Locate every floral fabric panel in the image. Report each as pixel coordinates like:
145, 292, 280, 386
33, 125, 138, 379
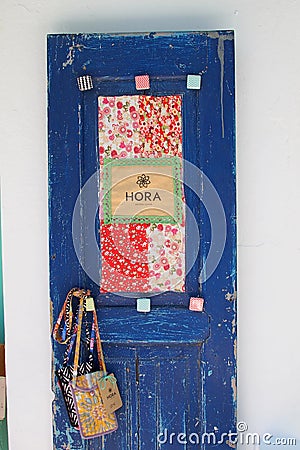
100, 223, 150, 293
98, 95, 182, 160
98, 96, 140, 163
147, 222, 185, 292
139, 95, 182, 158
98, 95, 185, 293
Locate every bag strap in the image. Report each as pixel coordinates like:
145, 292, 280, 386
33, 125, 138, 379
92, 308, 107, 374
73, 295, 85, 380
62, 307, 79, 366
52, 287, 80, 344
72, 292, 107, 381
63, 308, 94, 367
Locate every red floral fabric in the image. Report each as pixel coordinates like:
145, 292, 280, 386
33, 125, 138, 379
100, 223, 149, 293
139, 95, 182, 158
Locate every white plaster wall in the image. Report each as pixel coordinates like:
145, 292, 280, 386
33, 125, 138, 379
0, 1, 300, 449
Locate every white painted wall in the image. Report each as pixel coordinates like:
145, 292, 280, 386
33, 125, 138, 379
0, 1, 300, 449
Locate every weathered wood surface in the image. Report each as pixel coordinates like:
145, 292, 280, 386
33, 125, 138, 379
48, 31, 236, 449
96, 307, 210, 344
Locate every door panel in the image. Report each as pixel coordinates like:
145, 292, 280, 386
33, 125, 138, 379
100, 350, 138, 450
129, 346, 203, 450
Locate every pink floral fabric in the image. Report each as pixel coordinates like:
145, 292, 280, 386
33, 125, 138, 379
98, 96, 140, 163
98, 95, 185, 293
147, 223, 185, 292
98, 95, 182, 160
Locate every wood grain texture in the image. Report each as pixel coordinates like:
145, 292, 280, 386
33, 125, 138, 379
48, 31, 236, 450
96, 307, 210, 344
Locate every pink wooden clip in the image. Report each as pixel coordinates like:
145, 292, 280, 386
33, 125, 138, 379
189, 297, 204, 312
135, 75, 150, 90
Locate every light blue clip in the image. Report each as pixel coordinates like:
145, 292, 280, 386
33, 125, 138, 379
187, 74, 202, 90
137, 298, 151, 313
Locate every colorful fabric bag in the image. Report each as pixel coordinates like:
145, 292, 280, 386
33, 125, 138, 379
69, 294, 118, 439
53, 288, 94, 429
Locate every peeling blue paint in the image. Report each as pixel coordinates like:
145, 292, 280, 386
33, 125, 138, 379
48, 31, 236, 449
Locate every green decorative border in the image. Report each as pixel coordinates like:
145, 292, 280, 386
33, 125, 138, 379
102, 157, 183, 224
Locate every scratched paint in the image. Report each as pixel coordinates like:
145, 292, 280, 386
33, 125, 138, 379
48, 31, 236, 449
209, 32, 234, 138
63, 43, 84, 68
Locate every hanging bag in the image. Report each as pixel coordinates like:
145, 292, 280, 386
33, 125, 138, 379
53, 288, 94, 429
69, 293, 118, 439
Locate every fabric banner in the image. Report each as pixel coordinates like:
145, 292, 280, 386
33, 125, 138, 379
98, 95, 185, 293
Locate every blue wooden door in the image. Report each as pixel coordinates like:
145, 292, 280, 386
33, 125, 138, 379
48, 31, 236, 450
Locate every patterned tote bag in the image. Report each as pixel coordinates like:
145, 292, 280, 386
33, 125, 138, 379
53, 288, 94, 429
69, 294, 118, 439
